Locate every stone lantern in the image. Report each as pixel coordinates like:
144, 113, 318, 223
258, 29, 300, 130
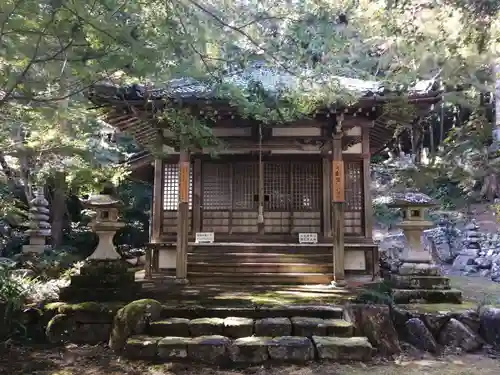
387, 191, 462, 304
388, 192, 437, 264
59, 184, 141, 302
23, 187, 51, 254
83, 193, 124, 260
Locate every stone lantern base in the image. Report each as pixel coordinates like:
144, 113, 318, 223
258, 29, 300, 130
59, 259, 141, 303
390, 259, 462, 304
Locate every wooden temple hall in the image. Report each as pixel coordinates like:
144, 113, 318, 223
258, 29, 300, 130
88, 69, 441, 285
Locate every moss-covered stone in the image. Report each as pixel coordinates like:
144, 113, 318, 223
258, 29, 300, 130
313, 336, 373, 361
124, 335, 161, 359
79, 259, 130, 277
147, 318, 190, 337
109, 299, 163, 352
229, 336, 271, 363
392, 289, 463, 304
323, 319, 354, 337
46, 314, 75, 344
291, 317, 327, 337
189, 318, 224, 336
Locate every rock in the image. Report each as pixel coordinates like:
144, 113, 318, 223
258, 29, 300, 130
438, 318, 483, 352
391, 306, 416, 335
108, 299, 162, 352
419, 313, 450, 337
291, 317, 326, 337
157, 337, 191, 359
452, 255, 476, 271
479, 306, 500, 347
254, 317, 292, 336
123, 335, 160, 359
268, 336, 314, 362
474, 256, 492, 269
189, 318, 224, 336
229, 336, 271, 363
223, 317, 254, 338
313, 336, 373, 361
187, 335, 230, 363
457, 310, 480, 333
404, 318, 438, 353
344, 304, 401, 356
323, 319, 354, 337
148, 318, 190, 337
45, 314, 74, 344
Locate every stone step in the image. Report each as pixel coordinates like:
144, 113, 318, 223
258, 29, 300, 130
146, 316, 354, 338
188, 262, 333, 274
391, 275, 451, 290
160, 305, 344, 320
391, 288, 462, 304
187, 272, 332, 284
123, 334, 373, 363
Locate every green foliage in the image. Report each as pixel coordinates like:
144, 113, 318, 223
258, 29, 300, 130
0, 265, 31, 339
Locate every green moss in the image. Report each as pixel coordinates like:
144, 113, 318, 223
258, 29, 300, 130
326, 319, 353, 327
109, 299, 162, 352
58, 301, 126, 315
44, 302, 66, 312
403, 301, 479, 313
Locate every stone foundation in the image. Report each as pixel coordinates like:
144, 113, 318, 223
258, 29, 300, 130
59, 260, 141, 303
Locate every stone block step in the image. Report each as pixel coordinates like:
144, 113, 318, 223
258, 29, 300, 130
160, 305, 344, 320
187, 272, 332, 284
124, 334, 373, 363
188, 262, 332, 274
146, 316, 353, 338
391, 275, 451, 290
391, 288, 462, 304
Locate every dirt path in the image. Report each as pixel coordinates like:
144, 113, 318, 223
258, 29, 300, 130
1, 343, 499, 375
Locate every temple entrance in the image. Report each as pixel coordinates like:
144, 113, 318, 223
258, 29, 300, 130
200, 157, 322, 236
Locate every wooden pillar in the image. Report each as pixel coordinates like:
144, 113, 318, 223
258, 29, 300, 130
362, 128, 373, 239
322, 156, 332, 238
147, 159, 163, 279
331, 121, 346, 286
192, 158, 202, 234
151, 159, 163, 242
176, 150, 190, 283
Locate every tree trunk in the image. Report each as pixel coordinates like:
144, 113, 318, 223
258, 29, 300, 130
50, 171, 67, 247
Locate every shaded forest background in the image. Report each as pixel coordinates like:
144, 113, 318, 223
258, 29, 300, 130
0, 0, 499, 267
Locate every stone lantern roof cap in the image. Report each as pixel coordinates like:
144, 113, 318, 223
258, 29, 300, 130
386, 191, 438, 208
83, 194, 123, 209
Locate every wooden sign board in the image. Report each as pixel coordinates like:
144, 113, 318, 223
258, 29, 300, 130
179, 162, 190, 203
332, 161, 345, 202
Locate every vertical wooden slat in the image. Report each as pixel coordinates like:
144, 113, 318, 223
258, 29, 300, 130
192, 158, 202, 234
176, 150, 190, 282
289, 159, 293, 234
229, 162, 234, 234
151, 159, 163, 242
332, 124, 346, 286
322, 157, 332, 237
362, 128, 373, 239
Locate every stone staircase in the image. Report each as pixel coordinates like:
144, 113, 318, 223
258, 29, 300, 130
123, 305, 373, 363
187, 244, 333, 285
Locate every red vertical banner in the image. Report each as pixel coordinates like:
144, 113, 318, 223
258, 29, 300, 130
179, 162, 190, 203
332, 161, 345, 202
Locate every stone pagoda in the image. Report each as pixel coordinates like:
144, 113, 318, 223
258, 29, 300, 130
388, 191, 462, 304
59, 183, 141, 302
23, 187, 51, 254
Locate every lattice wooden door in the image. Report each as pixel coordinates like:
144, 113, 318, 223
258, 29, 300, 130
201, 161, 259, 233
264, 160, 322, 234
